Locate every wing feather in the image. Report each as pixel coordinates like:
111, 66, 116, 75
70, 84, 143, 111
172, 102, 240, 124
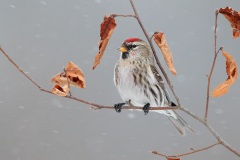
150, 65, 171, 104
114, 63, 119, 86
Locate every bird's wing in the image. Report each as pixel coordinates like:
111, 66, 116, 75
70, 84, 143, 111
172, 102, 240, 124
114, 63, 119, 86
150, 65, 171, 104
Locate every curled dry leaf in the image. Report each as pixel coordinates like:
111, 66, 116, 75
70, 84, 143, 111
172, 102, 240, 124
92, 15, 117, 70
219, 6, 240, 38
65, 61, 86, 88
51, 61, 85, 89
51, 61, 85, 96
51, 73, 68, 84
154, 32, 177, 75
52, 84, 70, 96
212, 50, 238, 97
167, 156, 180, 160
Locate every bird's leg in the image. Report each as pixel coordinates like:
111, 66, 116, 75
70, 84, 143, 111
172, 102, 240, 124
114, 103, 125, 113
143, 103, 150, 115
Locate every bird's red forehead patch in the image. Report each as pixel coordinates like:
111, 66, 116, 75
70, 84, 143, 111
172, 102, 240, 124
124, 38, 139, 42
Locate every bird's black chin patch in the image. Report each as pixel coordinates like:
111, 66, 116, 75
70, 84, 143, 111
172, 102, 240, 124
122, 52, 129, 59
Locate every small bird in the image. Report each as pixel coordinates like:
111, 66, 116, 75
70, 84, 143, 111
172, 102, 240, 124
114, 38, 193, 135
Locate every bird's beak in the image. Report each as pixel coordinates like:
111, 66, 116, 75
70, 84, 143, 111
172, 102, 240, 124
118, 47, 128, 52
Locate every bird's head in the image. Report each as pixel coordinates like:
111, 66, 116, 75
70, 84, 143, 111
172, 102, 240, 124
118, 38, 151, 60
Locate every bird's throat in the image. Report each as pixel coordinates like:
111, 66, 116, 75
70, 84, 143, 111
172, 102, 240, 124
122, 52, 129, 59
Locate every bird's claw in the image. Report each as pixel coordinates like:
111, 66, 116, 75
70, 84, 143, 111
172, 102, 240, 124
114, 103, 125, 113
143, 103, 150, 115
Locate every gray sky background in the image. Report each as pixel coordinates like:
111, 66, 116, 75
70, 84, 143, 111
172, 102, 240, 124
0, 0, 240, 160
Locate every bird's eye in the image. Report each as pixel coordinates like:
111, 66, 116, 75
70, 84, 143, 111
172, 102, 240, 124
132, 45, 137, 48
126, 44, 137, 50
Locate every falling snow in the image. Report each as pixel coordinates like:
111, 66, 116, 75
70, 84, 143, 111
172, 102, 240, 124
40, 1, 47, 5
127, 113, 136, 119
10, 4, 16, 8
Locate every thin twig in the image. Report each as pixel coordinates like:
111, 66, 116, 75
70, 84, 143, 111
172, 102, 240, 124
204, 123, 240, 156
111, 14, 136, 18
180, 106, 240, 157
0, 47, 42, 90
129, 0, 181, 106
151, 151, 167, 158
179, 106, 205, 123
221, 141, 240, 157
205, 10, 220, 121
152, 142, 220, 158
176, 142, 220, 157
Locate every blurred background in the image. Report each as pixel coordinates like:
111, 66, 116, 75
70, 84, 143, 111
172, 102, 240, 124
0, 0, 240, 160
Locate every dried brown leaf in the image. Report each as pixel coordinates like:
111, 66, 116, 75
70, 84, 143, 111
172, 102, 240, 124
154, 32, 177, 75
219, 7, 240, 38
212, 50, 238, 97
52, 84, 70, 96
51, 61, 86, 95
51, 73, 68, 84
65, 61, 86, 88
92, 15, 117, 70
212, 79, 232, 97
167, 156, 180, 160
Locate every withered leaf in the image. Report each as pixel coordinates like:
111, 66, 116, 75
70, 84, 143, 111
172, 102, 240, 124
52, 84, 70, 96
212, 50, 238, 97
167, 156, 180, 160
51, 72, 68, 85
92, 15, 117, 70
219, 7, 240, 38
154, 32, 177, 75
51, 61, 86, 96
51, 61, 85, 88
65, 61, 86, 88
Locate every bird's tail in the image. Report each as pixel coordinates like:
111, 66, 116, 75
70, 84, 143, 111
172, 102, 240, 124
168, 111, 194, 136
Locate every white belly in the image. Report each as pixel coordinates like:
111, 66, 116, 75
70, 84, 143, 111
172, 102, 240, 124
116, 65, 160, 107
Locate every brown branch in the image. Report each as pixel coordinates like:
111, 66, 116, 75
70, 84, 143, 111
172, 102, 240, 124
180, 106, 240, 157
204, 122, 240, 157
64, 92, 178, 111
111, 14, 136, 18
221, 141, 240, 157
179, 106, 205, 123
205, 10, 220, 121
151, 151, 167, 158
0, 47, 42, 90
152, 142, 220, 158
129, 0, 181, 106
205, 46, 223, 120
176, 142, 220, 157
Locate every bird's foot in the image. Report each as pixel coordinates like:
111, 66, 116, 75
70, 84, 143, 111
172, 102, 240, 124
143, 103, 150, 115
114, 103, 125, 113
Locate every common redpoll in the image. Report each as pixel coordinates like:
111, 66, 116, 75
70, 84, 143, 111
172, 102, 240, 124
114, 38, 193, 135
